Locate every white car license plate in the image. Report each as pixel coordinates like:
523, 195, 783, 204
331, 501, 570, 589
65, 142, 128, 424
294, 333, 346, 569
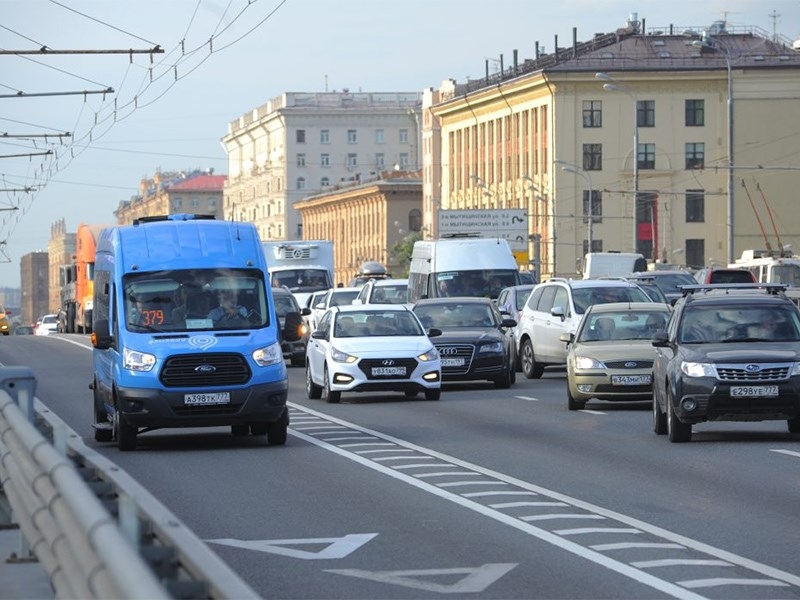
184, 392, 231, 405
441, 358, 465, 367
611, 374, 651, 386
730, 385, 779, 397
371, 366, 406, 376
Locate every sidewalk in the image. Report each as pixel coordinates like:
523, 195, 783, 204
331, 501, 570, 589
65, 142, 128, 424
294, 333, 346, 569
0, 528, 53, 599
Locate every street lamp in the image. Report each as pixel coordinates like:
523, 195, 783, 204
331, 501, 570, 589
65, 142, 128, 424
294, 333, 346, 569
523, 175, 553, 277
554, 159, 593, 253
596, 72, 639, 254
692, 38, 735, 264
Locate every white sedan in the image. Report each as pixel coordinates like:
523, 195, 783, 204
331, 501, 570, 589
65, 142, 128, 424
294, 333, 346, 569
306, 305, 442, 403
34, 314, 59, 336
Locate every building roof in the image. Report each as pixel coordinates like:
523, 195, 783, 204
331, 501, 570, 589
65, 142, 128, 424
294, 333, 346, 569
167, 174, 227, 192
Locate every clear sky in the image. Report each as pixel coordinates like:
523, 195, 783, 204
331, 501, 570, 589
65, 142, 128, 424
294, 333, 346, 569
2, 0, 798, 288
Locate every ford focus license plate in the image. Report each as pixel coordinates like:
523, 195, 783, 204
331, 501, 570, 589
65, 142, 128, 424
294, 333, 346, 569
612, 374, 651, 385
184, 392, 231, 405
372, 366, 406, 376
730, 385, 778, 397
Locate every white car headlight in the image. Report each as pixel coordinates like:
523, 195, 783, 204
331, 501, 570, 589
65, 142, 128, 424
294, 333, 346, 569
792, 362, 800, 376
478, 342, 504, 354
123, 347, 156, 372
253, 342, 283, 366
574, 356, 605, 370
680, 361, 716, 378
331, 346, 358, 363
418, 346, 439, 361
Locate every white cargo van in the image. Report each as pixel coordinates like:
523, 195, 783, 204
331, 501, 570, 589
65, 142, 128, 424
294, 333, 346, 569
408, 237, 521, 304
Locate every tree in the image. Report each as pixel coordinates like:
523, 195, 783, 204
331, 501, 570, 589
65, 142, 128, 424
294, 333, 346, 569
389, 231, 422, 277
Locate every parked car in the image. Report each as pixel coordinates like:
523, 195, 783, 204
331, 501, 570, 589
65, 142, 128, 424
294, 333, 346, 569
306, 305, 442, 402
693, 267, 757, 284
563, 302, 672, 410
352, 278, 409, 306
272, 287, 311, 367
516, 278, 652, 379
34, 314, 58, 336
413, 296, 517, 388
652, 282, 800, 442
626, 270, 696, 305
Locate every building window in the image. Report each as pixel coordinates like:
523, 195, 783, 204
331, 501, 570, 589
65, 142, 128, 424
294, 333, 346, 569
375, 129, 384, 144
637, 100, 655, 127
685, 99, 704, 126
173, 198, 183, 210
582, 100, 602, 127
409, 209, 422, 232
375, 153, 385, 169
321, 153, 330, 167
321, 177, 330, 187
582, 144, 602, 171
296, 177, 305, 190
296, 129, 305, 143
399, 152, 409, 168
638, 143, 656, 170
685, 143, 704, 169
347, 129, 357, 143
399, 128, 409, 143
686, 239, 705, 269
583, 239, 603, 254
320, 129, 330, 143
209, 198, 217, 208
583, 190, 602, 224
686, 190, 705, 222
296, 153, 306, 167
347, 153, 357, 168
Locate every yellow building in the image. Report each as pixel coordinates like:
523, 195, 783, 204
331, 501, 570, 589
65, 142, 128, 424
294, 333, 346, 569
424, 17, 800, 278
295, 171, 422, 285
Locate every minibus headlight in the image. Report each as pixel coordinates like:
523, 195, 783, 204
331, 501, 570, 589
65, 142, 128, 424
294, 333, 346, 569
123, 348, 156, 372
253, 342, 283, 367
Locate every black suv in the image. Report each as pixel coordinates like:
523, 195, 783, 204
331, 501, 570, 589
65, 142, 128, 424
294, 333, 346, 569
652, 283, 800, 442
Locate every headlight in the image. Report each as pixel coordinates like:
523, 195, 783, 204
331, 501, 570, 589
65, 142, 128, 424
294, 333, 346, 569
792, 362, 800, 376
418, 346, 439, 361
574, 356, 605, 370
331, 346, 358, 363
253, 342, 283, 366
680, 361, 716, 378
478, 342, 504, 354
123, 347, 156, 372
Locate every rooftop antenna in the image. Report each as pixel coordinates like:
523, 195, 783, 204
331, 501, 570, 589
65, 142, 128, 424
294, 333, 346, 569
768, 9, 781, 42
755, 179, 785, 253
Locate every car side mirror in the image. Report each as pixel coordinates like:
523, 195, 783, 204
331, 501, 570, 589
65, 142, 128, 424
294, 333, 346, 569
651, 331, 669, 347
283, 311, 303, 342
559, 332, 574, 344
311, 329, 326, 340
501, 318, 517, 328
92, 319, 112, 350
301, 307, 312, 316
551, 306, 566, 321
427, 327, 442, 338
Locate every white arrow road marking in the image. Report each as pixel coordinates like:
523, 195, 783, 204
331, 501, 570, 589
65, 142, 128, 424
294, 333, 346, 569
325, 563, 517, 593
206, 533, 377, 560
771, 449, 800, 458
514, 395, 540, 401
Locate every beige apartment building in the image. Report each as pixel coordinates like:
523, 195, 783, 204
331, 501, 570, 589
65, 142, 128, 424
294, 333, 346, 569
221, 91, 422, 244
423, 16, 800, 278
295, 171, 422, 285
47, 219, 75, 314
114, 169, 226, 224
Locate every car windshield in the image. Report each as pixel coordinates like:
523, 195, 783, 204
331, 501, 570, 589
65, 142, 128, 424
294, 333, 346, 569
434, 269, 519, 299
333, 310, 423, 337
370, 284, 408, 304
414, 302, 496, 329
330, 290, 360, 307
679, 305, 800, 343
654, 273, 696, 293
270, 268, 331, 293
273, 294, 298, 319
579, 310, 669, 342
572, 286, 651, 314
123, 268, 269, 333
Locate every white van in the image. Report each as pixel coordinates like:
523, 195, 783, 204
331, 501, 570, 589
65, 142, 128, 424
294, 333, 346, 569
408, 237, 521, 304
582, 252, 647, 279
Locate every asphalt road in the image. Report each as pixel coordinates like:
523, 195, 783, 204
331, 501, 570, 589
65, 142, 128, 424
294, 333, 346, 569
2, 333, 800, 599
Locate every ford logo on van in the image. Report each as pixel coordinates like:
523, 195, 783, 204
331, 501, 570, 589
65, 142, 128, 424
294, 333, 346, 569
195, 364, 217, 373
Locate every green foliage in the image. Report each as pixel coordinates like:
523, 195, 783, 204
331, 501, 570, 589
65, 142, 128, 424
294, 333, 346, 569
390, 231, 422, 277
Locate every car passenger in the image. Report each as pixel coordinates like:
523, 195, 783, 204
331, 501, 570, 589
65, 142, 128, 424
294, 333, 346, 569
594, 317, 616, 340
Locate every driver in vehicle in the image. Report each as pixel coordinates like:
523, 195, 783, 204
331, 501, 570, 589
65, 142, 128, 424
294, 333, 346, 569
208, 290, 248, 322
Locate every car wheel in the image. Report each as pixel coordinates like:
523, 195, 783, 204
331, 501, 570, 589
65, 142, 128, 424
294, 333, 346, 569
788, 417, 800, 433
114, 408, 137, 452
653, 390, 667, 435
667, 392, 692, 443
323, 366, 341, 404
494, 364, 513, 389
92, 382, 113, 443
231, 424, 249, 436
567, 385, 585, 411
521, 339, 544, 379
306, 362, 322, 399
425, 388, 441, 401
267, 410, 288, 446
290, 357, 305, 367
510, 363, 516, 385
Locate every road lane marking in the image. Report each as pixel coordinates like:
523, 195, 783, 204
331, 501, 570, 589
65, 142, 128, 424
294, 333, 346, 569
770, 449, 800, 458
678, 578, 790, 589
514, 395, 540, 401
580, 409, 607, 415
288, 405, 800, 596
522, 514, 605, 522
489, 502, 564, 509
208, 533, 378, 560
632, 559, 732, 568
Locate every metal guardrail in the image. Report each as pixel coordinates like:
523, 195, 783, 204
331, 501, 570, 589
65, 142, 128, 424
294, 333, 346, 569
0, 367, 259, 599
